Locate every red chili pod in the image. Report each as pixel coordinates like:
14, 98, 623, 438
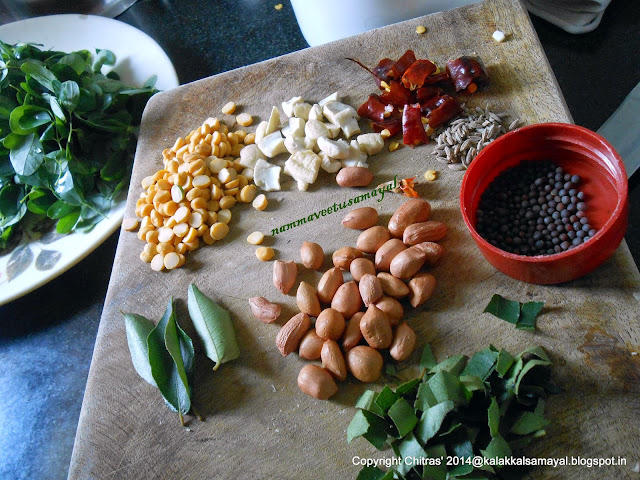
401, 59, 438, 90
380, 80, 412, 108
357, 95, 387, 122
415, 86, 442, 104
373, 57, 395, 86
446, 55, 490, 93
424, 95, 462, 129
389, 50, 417, 79
372, 114, 403, 137
422, 71, 451, 86
402, 103, 428, 147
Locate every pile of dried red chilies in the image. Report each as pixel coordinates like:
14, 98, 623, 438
353, 50, 489, 147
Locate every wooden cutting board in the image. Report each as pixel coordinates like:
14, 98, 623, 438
68, 0, 640, 478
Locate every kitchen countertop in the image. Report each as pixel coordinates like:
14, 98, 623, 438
0, 1, 638, 479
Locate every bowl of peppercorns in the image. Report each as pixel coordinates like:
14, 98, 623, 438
460, 122, 628, 284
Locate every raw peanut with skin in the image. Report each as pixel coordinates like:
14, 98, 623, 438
297, 364, 338, 400
375, 238, 407, 271
332, 246, 363, 270
377, 272, 410, 299
248, 297, 281, 323
317, 267, 344, 303
389, 322, 417, 361
374, 296, 404, 327
356, 226, 390, 254
388, 198, 432, 238
389, 246, 426, 279
276, 312, 311, 356
403, 221, 448, 245
296, 281, 321, 317
331, 281, 362, 319
342, 207, 378, 230
300, 241, 324, 270
359, 273, 383, 307
321, 339, 348, 381
315, 308, 346, 340
359, 304, 393, 349
346, 346, 384, 382
342, 312, 364, 350
413, 242, 446, 266
299, 329, 324, 360
350, 257, 376, 282
408, 273, 437, 308
336, 166, 374, 187
273, 260, 297, 294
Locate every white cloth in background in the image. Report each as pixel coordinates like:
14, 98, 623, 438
523, 0, 612, 33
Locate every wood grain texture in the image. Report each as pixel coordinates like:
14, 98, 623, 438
68, 0, 640, 478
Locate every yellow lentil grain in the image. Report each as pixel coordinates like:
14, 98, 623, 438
174, 206, 190, 224
236, 113, 253, 127
389, 142, 400, 152
140, 251, 154, 263
172, 137, 186, 152
157, 242, 175, 256
221, 102, 236, 115
234, 129, 247, 141
274, 3, 283, 10
164, 252, 180, 270
165, 216, 178, 229
247, 231, 264, 245
183, 226, 198, 244
150, 254, 165, 271
177, 254, 186, 268
416, 25, 427, 34
255, 246, 275, 261
210, 222, 230, 240
155, 190, 171, 204
224, 177, 240, 190
122, 218, 139, 231
223, 187, 240, 197
202, 230, 215, 245
252, 194, 268, 211
239, 184, 257, 203
191, 197, 207, 211
158, 227, 175, 243
424, 169, 437, 181
188, 212, 204, 229
164, 201, 179, 216
207, 211, 218, 225
173, 222, 189, 238
244, 133, 255, 145
146, 230, 160, 244
218, 209, 232, 225
195, 143, 212, 157
196, 224, 208, 236
141, 216, 153, 229
150, 210, 163, 228
141, 175, 155, 188
184, 238, 200, 251
175, 243, 187, 255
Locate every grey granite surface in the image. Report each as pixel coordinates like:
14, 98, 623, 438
0, 1, 638, 479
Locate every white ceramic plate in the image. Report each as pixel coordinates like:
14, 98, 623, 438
0, 14, 179, 305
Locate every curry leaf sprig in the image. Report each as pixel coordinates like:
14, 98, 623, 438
0, 40, 158, 248
347, 345, 559, 479
123, 284, 240, 425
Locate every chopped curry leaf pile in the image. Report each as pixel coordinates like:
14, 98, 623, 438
348, 345, 558, 479
0, 40, 158, 248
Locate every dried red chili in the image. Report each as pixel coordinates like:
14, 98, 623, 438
402, 103, 428, 147
399, 177, 419, 198
380, 80, 412, 108
422, 95, 462, 128
445, 56, 489, 93
401, 59, 437, 90
389, 50, 417, 79
357, 95, 387, 122
415, 86, 442, 104
372, 113, 403, 137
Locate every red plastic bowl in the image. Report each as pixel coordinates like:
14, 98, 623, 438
460, 123, 628, 284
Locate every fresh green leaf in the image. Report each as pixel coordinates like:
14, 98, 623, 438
123, 313, 157, 386
487, 397, 500, 437
58, 53, 86, 76
422, 444, 447, 480
375, 386, 400, 413
393, 433, 426, 476
147, 298, 192, 415
480, 434, 512, 459
388, 397, 418, 438
55, 208, 80, 233
416, 401, 455, 444
187, 283, 240, 370
509, 411, 549, 435
427, 371, 469, 406
9, 105, 51, 134
517, 301, 545, 330
484, 294, 520, 325
415, 382, 438, 411
20, 61, 58, 91
7, 133, 44, 176
56, 80, 80, 112
429, 354, 466, 376
348, 409, 389, 449
355, 467, 394, 480
461, 347, 498, 380
495, 350, 516, 377
396, 378, 421, 396
420, 344, 437, 370
0, 183, 23, 218
93, 49, 116, 72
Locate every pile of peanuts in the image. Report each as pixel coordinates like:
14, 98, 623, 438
248, 198, 449, 400
123, 114, 270, 271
